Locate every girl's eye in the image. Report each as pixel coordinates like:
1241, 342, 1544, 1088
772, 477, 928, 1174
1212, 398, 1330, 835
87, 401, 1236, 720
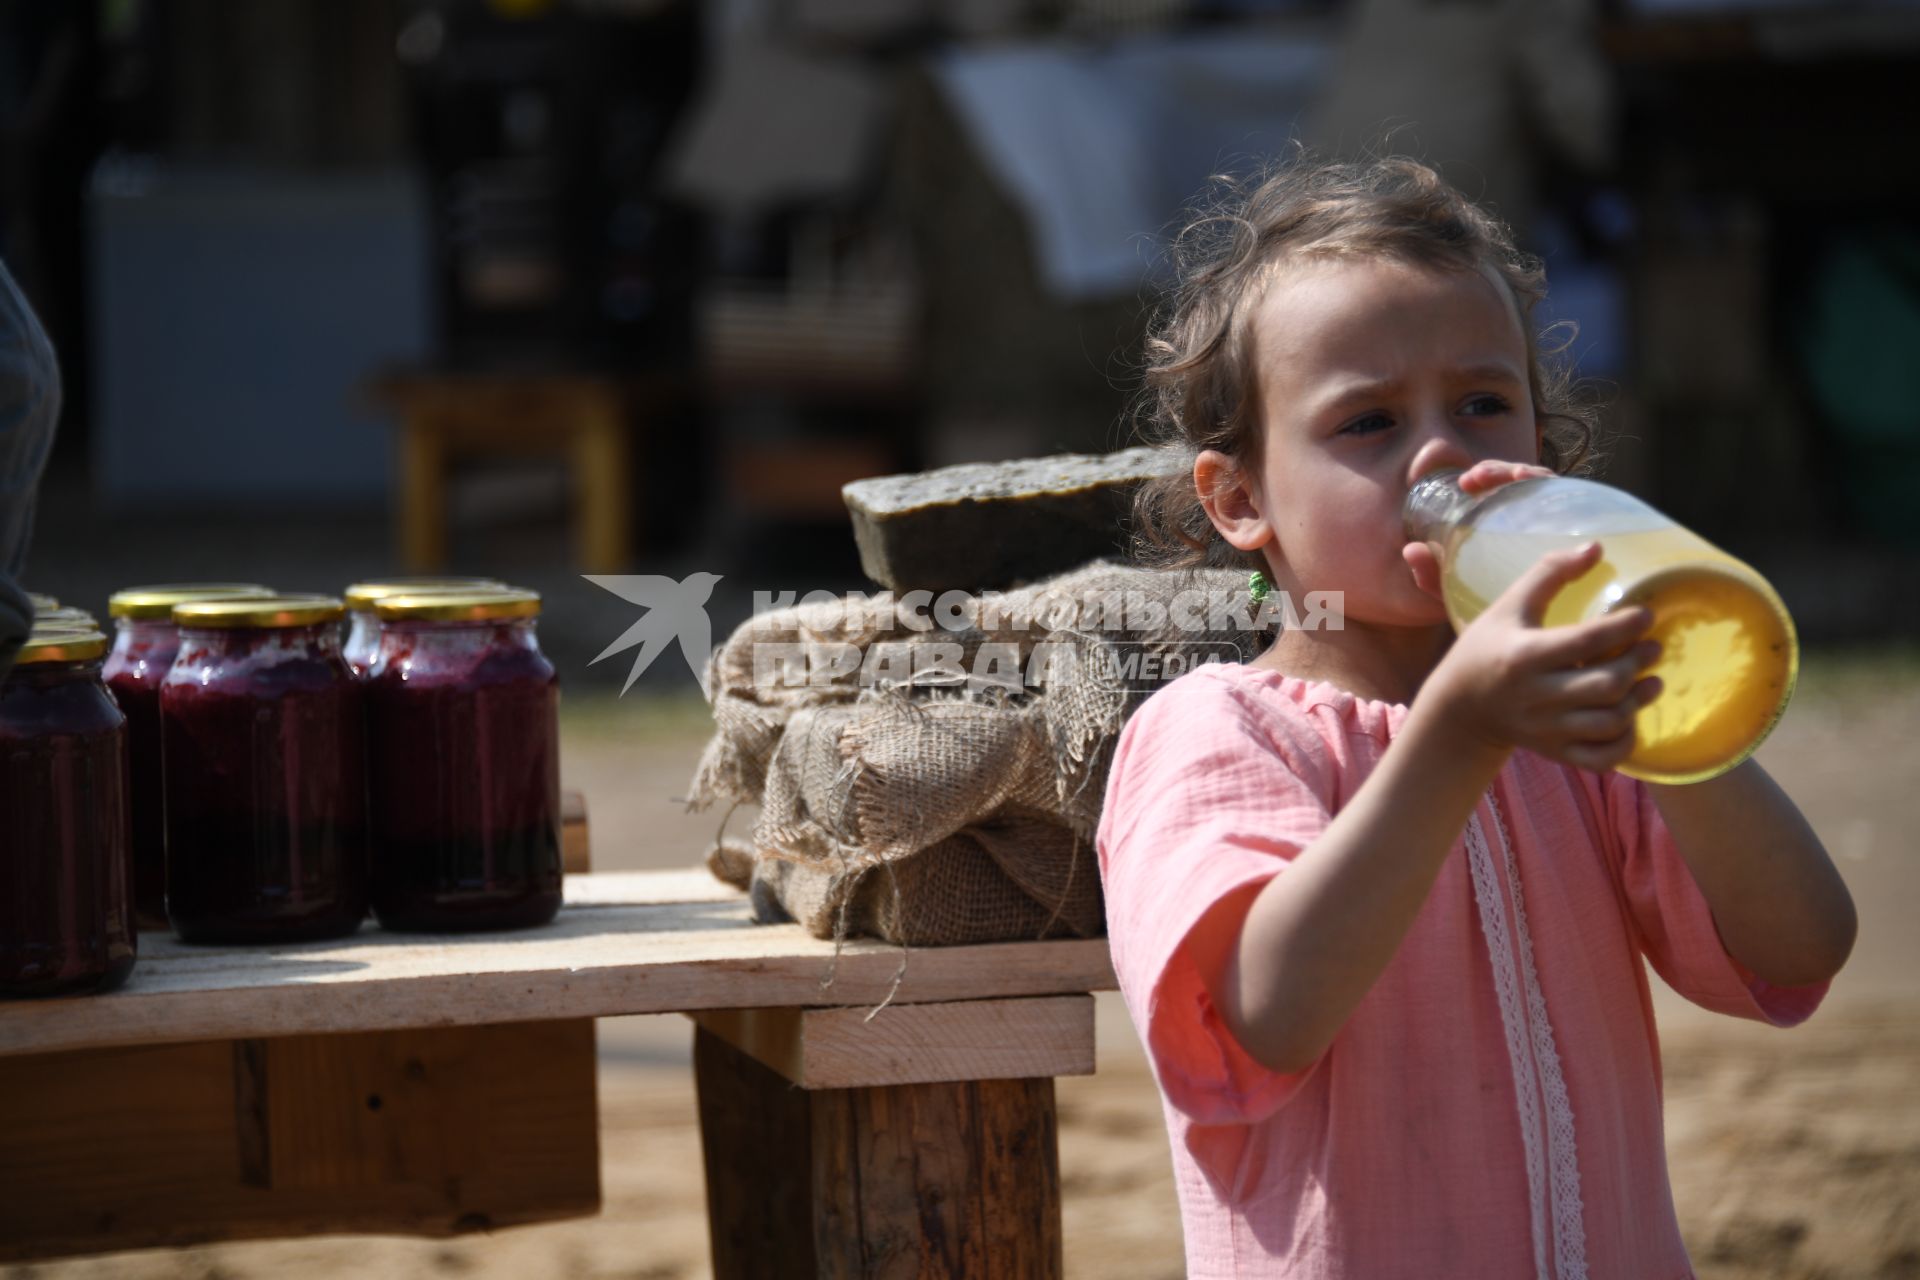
1337, 396, 1511, 437
1338, 413, 1392, 437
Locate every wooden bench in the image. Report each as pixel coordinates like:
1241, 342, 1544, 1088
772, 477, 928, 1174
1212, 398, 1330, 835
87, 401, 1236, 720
0, 834, 1117, 1274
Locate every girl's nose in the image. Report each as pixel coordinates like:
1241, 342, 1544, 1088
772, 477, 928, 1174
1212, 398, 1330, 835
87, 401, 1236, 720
1405, 428, 1476, 489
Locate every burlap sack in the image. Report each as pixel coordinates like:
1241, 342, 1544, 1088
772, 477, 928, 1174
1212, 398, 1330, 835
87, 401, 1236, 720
688, 562, 1270, 949
707, 816, 1102, 947
755, 699, 1057, 862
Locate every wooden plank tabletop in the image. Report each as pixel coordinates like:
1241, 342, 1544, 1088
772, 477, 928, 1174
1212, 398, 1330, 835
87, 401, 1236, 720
0, 870, 1117, 1060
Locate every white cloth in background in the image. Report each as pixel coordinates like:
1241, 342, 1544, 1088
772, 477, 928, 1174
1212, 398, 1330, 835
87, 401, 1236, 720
933, 31, 1331, 300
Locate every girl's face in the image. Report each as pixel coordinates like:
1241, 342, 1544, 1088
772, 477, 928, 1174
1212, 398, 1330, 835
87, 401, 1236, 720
1211, 256, 1541, 629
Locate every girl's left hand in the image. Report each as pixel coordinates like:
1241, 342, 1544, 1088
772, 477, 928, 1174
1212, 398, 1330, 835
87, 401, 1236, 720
1456, 459, 1554, 495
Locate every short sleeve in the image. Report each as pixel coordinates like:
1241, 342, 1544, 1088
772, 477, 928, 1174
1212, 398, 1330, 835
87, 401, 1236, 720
1599, 770, 1829, 1027
1096, 672, 1338, 1125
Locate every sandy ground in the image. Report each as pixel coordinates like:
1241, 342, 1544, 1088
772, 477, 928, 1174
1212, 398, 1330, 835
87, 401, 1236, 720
15, 656, 1918, 1279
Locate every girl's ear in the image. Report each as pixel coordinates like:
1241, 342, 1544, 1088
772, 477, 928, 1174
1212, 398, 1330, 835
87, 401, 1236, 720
1194, 450, 1271, 553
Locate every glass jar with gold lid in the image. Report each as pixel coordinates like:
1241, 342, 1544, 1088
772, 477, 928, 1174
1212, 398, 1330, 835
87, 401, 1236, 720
341, 577, 506, 676
103, 583, 274, 928
364, 588, 560, 932
161, 595, 367, 943
1, 630, 136, 997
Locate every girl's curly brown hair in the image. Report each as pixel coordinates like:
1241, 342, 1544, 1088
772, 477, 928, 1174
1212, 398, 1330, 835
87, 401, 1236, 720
1130, 150, 1602, 572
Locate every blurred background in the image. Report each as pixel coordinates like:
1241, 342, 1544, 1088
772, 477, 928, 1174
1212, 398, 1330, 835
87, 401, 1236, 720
6, 0, 1920, 686
4, 2, 1918, 1278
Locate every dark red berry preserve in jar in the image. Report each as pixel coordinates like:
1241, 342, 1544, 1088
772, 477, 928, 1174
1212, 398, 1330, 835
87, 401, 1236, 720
1, 630, 136, 997
102, 583, 273, 928
364, 589, 561, 932
162, 596, 367, 944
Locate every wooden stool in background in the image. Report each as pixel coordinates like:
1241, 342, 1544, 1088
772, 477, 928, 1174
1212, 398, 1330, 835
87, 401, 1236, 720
367, 369, 635, 573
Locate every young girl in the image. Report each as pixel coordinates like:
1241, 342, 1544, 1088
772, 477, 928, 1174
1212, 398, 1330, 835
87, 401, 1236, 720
1096, 155, 1857, 1279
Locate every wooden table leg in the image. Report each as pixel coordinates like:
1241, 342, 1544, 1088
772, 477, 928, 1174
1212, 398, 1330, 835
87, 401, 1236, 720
573, 392, 631, 574
694, 1024, 1064, 1279
398, 412, 448, 572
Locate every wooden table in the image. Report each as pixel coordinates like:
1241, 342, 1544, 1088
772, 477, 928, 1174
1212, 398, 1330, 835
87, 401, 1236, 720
0, 869, 1118, 1276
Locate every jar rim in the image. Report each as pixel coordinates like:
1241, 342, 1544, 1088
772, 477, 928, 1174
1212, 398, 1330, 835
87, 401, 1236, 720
345, 577, 507, 611
172, 595, 345, 629
16, 630, 109, 664
374, 589, 540, 623
109, 583, 275, 620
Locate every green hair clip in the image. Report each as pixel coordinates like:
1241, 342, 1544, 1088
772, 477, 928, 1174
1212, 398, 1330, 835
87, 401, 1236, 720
1249, 570, 1272, 604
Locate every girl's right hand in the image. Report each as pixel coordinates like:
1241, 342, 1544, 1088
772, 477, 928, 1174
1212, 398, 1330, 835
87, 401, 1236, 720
1422, 540, 1663, 773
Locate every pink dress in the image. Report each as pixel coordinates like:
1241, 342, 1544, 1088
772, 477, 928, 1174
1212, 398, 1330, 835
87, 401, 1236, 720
1095, 663, 1829, 1280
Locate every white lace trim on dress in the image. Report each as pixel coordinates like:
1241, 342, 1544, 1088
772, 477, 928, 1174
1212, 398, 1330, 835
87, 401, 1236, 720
1465, 791, 1589, 1280
1488, 788, 1589, 1280
1464, 806, 1553, 1279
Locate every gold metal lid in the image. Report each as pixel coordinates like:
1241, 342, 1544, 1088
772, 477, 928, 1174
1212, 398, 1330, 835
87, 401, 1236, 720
172, 595, 346, 629
109, 583, 275, 620
26, 592, 59, 610
374, 588, 541, 623
35, 606, 97, 627
15, 630, 109, 664
345, 577, 506, 611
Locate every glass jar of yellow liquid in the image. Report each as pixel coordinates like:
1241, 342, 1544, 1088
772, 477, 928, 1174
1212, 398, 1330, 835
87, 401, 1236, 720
1404, 470, 1797, 784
